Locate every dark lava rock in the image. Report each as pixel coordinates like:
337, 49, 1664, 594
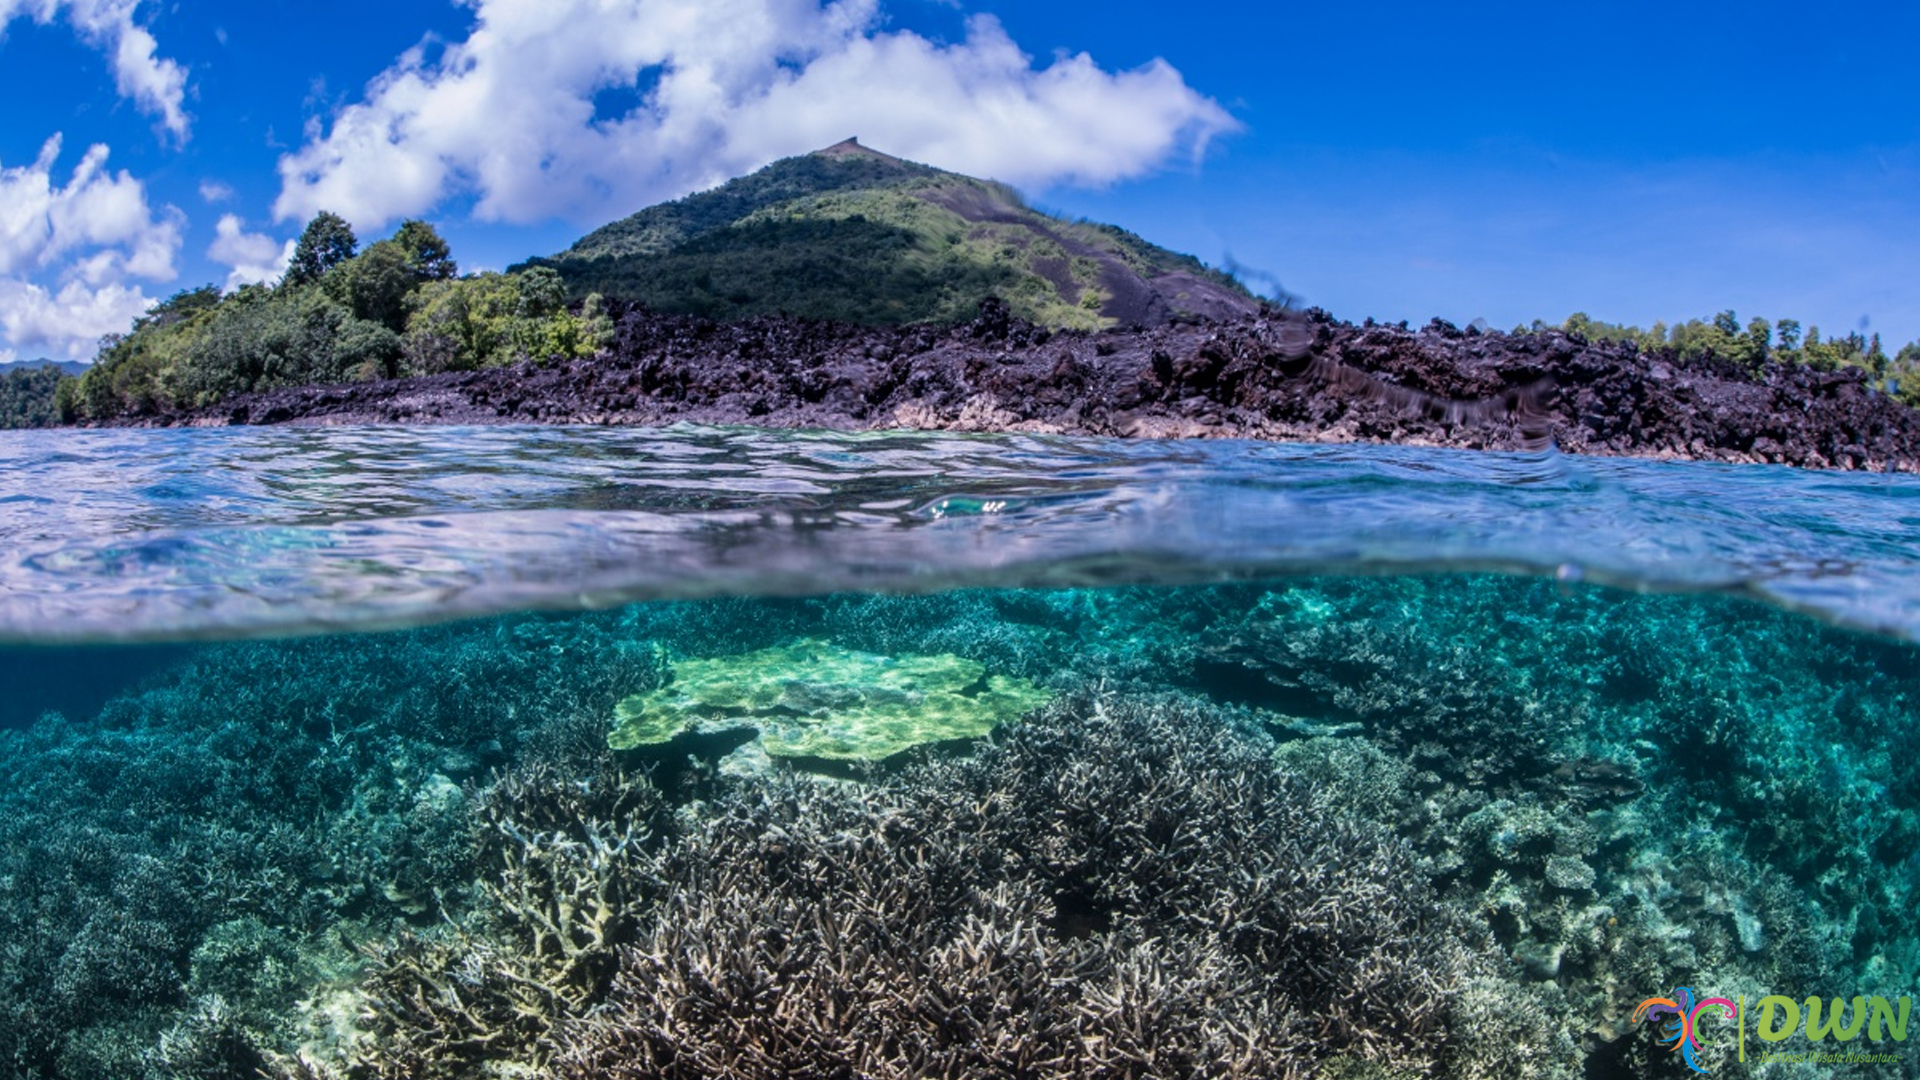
124, 301, 1920, 471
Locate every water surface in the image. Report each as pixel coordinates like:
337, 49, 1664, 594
3, 424, 1918, 641
2, 425, 1916, 1080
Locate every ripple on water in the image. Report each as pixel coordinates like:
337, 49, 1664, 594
0, 423, 1917, 642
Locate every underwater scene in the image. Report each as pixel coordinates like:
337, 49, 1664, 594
2, 425, 1918, 1080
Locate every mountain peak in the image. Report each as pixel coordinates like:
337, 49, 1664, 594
0, 357, 85, 376
812, 137, 903, 164
534, 149, 1258, 329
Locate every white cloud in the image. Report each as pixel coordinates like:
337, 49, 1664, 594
208, 214, 293, 289
0, 134, 182, 281
0, 277, 156, 360
0, 133, 179, 361
199, 179, 234, 203
274, 0, 1237, 231
0, 0, 191, 139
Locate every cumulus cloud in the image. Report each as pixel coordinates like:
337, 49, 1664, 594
208, 214, 293, 289
0, 277, 156, 359
0, 134, 179, 360
275, 0, 1237, 230
0, 134, 182, 281
0, 0, 190, 139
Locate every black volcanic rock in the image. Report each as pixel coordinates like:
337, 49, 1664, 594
118, 301, 1920, 471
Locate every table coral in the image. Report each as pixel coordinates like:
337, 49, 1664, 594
609, 639, 1051, 759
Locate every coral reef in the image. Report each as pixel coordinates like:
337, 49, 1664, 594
0, 611, 658, 1078
346, 691, 1496, 1079
336, 756, 671, 1079
1248, 576, 1920, 1077
609, 638, 1052, 758
1, 579, 1917, 1079
1191, 582, 1590, 788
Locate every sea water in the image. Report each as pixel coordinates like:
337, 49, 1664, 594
0, 424, 1915, 1079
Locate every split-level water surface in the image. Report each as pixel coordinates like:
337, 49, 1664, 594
1, 424, 1915, 1078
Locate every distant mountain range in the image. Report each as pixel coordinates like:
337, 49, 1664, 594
0, 358, 85, 376
523, 138, 1260, 329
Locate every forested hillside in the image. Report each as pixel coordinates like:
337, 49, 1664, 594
1545, 310, 1920, 407
58, 214, 614, 422
523, 139, 1258, 329
5, 143, 1916, 428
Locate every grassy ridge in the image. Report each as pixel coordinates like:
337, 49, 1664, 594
557, 149, 940, 262
526, 143, 1255, 329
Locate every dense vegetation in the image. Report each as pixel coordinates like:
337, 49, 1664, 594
542, 213, 1031, 326
0, 147, 1247, 425
3, 143, 1917, 426
0, 365, 71, 429
555, 149, 943, 263
52, 213, 614, 423
1546, 310, 1920, 406
525, 144, 1249, 329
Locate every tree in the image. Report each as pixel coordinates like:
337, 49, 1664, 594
178, 285, 399, 401
403, 273, 521, 373
1745, 316, 1772, 364
284, 211, 358, 287
1893, 343, 1920, 408
580, 292, 617, 351
1775, 318, 1802, 352
341, 240, 418, 330
1896, 343, 1920, 375
1867, 333, 1888, 378
0, 366, 71, 429
139, 285, 222, 330
516, 266, 566, 318
392, 219, 457, 281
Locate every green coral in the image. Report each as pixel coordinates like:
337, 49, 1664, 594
610, 639, 1051, 760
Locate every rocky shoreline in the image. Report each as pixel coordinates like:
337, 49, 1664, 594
115, 300, 1920, 471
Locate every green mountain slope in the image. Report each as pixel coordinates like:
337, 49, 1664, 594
0, 358, 85, 377
528, 139, 1260, 329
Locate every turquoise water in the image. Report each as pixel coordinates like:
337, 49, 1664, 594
0, 425, 1916, 1079
5, 424, 1920, 642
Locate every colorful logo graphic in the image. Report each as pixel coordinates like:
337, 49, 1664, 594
1634, 987, 1908, 1070
1634, 987, 1738, 1074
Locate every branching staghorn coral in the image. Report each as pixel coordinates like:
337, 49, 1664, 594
342, 688, 1497, 1080
342, 761, 670, 1079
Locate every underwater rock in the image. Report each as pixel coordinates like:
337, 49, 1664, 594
1543, 854, 1597, 892
1547, 757, 1643, 806
609, 639, 1051, 760
1191, 604, 1578, 789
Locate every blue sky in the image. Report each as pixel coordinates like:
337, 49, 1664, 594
1, 0, 1915, 362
